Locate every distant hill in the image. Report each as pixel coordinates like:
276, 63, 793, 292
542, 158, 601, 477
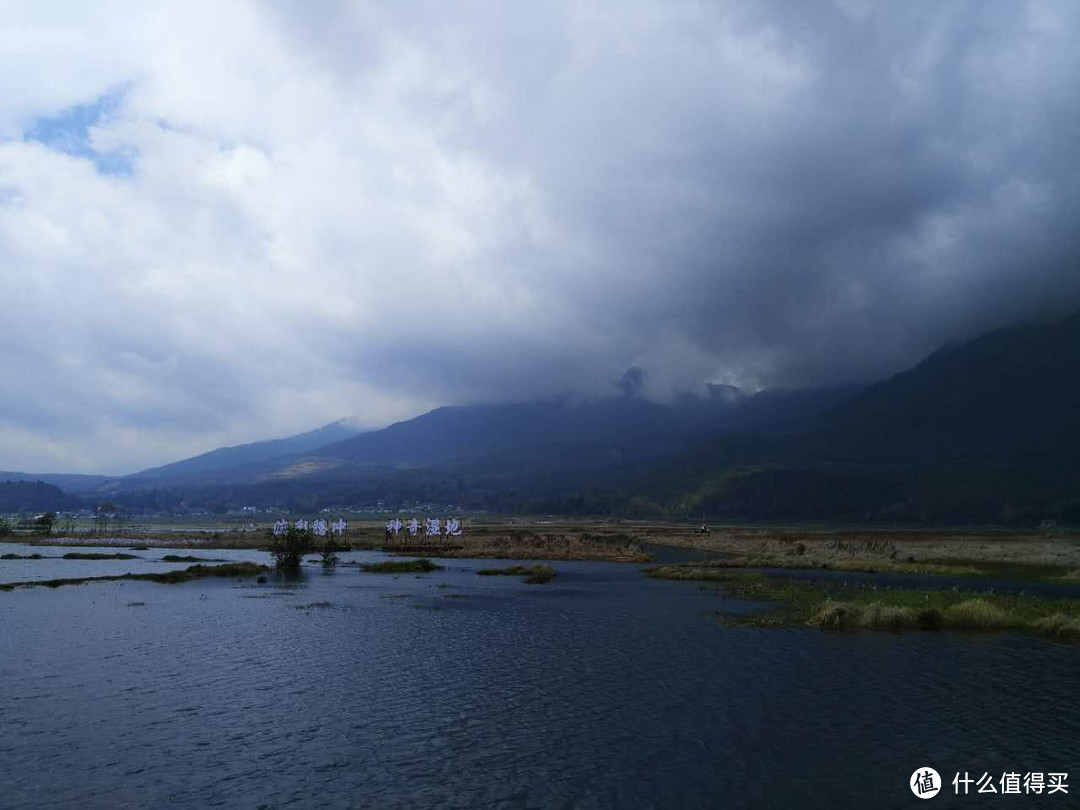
648, 308, 1080, 524
123, 417, 366, 486
0, 481, 82, 513
0, 472, 114, 494
294, 398, 700, 470
816, 309, 1080, 461
20, 308, 1078, 524
256, 386, 857, 483
99, 386, 859, 514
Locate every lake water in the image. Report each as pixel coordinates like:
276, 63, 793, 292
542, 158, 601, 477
1, 545, 1077, 808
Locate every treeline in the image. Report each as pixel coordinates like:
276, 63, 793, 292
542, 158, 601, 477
644, 458, 1080, 525
0, 481, 82, 513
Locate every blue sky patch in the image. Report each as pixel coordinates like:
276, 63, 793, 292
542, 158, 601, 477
24, 86, 134, 175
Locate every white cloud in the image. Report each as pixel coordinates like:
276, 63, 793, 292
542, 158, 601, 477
2, 0, 1080, 473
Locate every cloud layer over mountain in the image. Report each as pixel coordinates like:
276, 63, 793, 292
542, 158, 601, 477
3, 1, 1080, 472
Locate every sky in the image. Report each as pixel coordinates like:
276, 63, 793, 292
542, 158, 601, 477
3, 1, 1080, 475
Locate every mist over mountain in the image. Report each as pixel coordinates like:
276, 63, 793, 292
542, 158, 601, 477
645, 308, 1080, 523
4, 307, 1078, 525
107, 382, 856, 490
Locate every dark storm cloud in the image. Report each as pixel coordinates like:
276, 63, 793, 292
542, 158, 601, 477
303, 0, 1080, 401
503, 0, 1080, 392
4, 1, 1080, 472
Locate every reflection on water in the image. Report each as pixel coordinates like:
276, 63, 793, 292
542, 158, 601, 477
0, 551, 1077, 809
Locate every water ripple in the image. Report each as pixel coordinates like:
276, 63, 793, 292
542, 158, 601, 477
0, 558, 1076, 808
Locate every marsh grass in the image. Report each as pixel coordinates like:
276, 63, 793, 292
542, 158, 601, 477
1032, 613, 1080, 639
0, 561, 269, 591
942, 599, 1011, 628
811, 599, 1005, 631
1, 553, 42, 560
644, 566, 739, 583
162, 554, 225, 563
362, 558, 442, 574
62, 552, 139, 560
477, 564, 556, 584
647, 565, 1080, 639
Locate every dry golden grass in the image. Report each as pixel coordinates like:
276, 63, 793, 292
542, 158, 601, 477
812, 601, 921, 630
651, 566, 1080, 638
942, 599, 1013, 629
857, 602, 919, 629
810, 597, 1016, 631
1032, 614, 1080, 639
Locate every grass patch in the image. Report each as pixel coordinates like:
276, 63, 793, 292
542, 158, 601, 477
644, 565, 737, 583
62, 552, 139, 560
161, 554, 225, 563
647, 564, 1080, 639
1, 553, 43, 560
1032, 613, 1080, 639
0, 561, 269, 591
809, 598, 1017, 631
942, 598, 1012, 629
477, 564, 556, 584
361, 558, 442, 574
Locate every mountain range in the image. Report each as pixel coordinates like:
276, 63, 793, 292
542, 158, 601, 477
4, 309, 1079, 524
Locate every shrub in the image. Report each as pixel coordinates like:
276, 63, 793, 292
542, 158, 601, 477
524, 564, 556, 584
269, 526, 311, 570
320, 537, 340, 567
